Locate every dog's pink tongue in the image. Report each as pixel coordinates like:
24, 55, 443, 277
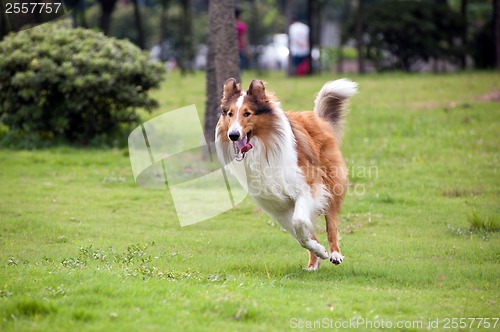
241, 143, 253, 153
235, 139, 252, 152
234, 139, 253, 161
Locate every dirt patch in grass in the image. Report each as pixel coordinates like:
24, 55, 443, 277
442, 188, 481, 198
411, 101, 473, 112
477, 90, 500, 102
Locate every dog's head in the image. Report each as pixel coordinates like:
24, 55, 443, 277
216, 78, 275, 161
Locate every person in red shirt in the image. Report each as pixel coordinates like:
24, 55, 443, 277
236, 8, 248, 70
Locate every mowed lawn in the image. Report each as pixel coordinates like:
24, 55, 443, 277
0, 71, 499, 331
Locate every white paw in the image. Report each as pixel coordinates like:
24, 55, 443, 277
315, 249, 330, 260
303, 239, 329, 260
306, 258, 322, 271
330, 252, 344, 265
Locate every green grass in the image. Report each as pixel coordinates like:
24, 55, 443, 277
468, 210, 500, 233
1, 71, 499, 331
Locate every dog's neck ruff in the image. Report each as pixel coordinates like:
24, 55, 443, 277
246, 104, 296, 167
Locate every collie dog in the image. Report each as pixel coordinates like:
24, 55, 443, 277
215, 78, 357, 270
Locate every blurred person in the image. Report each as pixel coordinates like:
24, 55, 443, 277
289, 19, 310, 75
236, 8, 249, 70
150, 44, 161, 62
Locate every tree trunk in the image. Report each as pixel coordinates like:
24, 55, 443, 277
98, 0, 118, 35
131, 0, 145, 49
180, 0, 194, 74
460, 0, 468, 69
307, 0, 323, 75
204, 0, 240, 146
356, 0, 365, 74
205, 35, 216, 148
494, 0, 500, 69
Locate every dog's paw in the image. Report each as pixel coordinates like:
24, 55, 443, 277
306, 258, 322, 271
305, 266, 319, 271
330, 252, 344, 265
315, 249, 330, 260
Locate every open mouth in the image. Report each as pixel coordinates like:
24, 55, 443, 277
233, 131, 253, 161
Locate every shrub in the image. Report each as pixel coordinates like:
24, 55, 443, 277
0, 20, 165, 147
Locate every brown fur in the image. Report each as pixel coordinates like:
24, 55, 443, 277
287, 112, 348, 269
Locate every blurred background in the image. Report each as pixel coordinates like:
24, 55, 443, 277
0, 0, 498, 148
2, 0, 498, 74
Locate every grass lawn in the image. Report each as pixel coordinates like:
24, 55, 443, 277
1, 71, 499, 331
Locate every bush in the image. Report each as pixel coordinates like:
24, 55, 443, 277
0, 20, 165, 147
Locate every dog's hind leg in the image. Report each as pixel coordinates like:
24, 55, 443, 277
326, 205, 344, 265
292, 195, 329, 261
306, 235, 322, 270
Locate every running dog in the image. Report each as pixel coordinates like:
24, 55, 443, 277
215, 78, 357, 270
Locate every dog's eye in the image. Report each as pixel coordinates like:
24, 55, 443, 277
222, 109, 228, 116
243, 112, 251, 117
228, 112, 233, 117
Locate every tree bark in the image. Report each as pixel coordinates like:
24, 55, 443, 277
204, 0, 240, 146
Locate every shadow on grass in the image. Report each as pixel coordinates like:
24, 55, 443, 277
222, 259, 438, 289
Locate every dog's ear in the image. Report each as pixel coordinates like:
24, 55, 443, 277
223, 78, 241, 100
247, 79, 267, 101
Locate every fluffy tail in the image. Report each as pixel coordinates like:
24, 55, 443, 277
314, 78, 358, 144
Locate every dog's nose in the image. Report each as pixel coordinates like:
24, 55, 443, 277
228, 131, 240, 141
